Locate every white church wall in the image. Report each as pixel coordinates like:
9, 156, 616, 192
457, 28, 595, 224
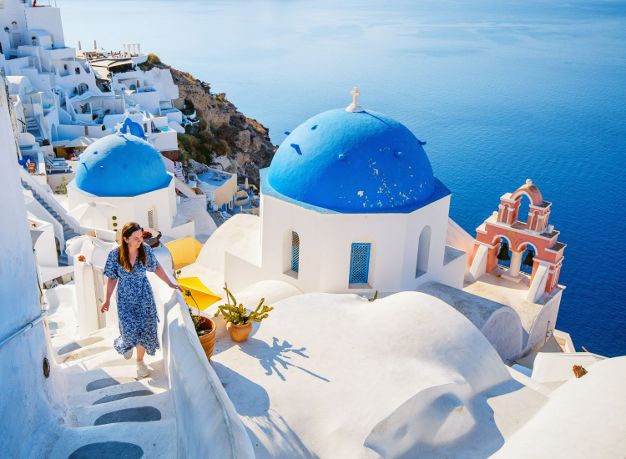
258, 193, 459, 294
224, 250, 266, 292
524, 290, 563, 354
316, 212, 408, 293
439, 249, 467, 289
402, 195, 451, 289
67, 176, 192, 240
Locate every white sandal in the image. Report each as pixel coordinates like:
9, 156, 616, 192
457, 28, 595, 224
136, 361, 150, 378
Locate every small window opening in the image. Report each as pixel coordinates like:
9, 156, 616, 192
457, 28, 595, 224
148, 207, 157, 229
416, 226, 431, 277
349, 243, 371, 285
291, 231, 300, 274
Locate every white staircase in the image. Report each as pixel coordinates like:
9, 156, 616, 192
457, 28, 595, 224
20, 169, 83, 264
25, 115, 42, 141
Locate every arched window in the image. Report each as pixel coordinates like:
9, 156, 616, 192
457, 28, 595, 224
520, 244, 536, 275
416, 226, 431, 277
291, 231, 300, 274
496, 236, 512, 269
349, 243, 371, 285
517, 194, 532, 226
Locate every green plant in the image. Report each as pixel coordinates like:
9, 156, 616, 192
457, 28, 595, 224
184, 289, 213, 336
214, 284, 273, 325
55, 176, 68, 194
368, 290, 379, 302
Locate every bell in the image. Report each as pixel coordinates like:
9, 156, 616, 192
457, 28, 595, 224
523, 250, 535, 267
497, 242, 511, 262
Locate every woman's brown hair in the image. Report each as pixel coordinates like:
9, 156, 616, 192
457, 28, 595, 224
119, 222, 146, 272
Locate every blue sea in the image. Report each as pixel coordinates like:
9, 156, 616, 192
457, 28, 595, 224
59, 0, 626, 356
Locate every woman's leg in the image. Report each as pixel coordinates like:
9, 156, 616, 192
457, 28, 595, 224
136, 345, 145, 362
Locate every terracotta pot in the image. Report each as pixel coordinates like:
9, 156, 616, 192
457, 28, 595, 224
193, 316, 216, 360
227, 322, 253, 342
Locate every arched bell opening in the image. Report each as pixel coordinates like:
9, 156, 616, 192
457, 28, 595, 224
495, 236, 512, 270
520, 244, 536, 275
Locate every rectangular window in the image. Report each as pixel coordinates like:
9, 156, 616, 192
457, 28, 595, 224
291, 231, 300, 274
349, 243, 371, 285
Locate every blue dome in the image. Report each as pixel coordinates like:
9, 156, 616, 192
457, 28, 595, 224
267, 108, 439, 213
75, 134, 171, 197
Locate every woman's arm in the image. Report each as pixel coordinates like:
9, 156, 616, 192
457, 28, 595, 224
155, 263, 181, 290
100, 277, 118, 312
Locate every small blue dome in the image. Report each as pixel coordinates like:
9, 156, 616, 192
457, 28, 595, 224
75, 134, 171, 197
267, 108, 438, 213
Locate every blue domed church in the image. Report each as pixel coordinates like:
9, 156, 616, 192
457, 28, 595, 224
218, 92, 467, 294
67, 129, 195, 240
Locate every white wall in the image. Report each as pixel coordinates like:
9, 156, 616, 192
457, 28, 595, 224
25, 6, 65, 48
158, 285, 255, 459
0, 75, 61, 457
148, 129, 177, 151
0, 1, 28, 54
67, 176, 194, 240
31, 217, 58, 268
24, 189, 65, 249
249, 193, 458, 294
525, 290, 563, 354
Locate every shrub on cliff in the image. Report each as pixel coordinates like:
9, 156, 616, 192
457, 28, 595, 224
138, 53, 163, 72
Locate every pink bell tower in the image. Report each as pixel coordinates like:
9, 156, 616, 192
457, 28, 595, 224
470, 179, 566, 300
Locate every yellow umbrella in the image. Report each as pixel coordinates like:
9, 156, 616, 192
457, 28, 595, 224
178, 277, 221, 311
164, 237, 203, 270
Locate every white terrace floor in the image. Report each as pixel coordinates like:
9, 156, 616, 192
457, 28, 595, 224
46, 292, 176, 458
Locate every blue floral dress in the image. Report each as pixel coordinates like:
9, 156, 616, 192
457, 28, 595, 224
104, 243, 160, 356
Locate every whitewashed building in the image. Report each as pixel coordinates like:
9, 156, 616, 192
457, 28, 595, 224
201, 94, 466, 294
67, 130, 194, 241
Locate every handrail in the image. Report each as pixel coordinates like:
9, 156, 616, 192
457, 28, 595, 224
0, 312, 46, 349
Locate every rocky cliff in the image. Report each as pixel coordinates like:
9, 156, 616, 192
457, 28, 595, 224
169, 65, 275, 184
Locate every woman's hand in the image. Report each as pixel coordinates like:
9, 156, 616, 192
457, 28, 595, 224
100, 300, 110, 313
169, 281, 182, 291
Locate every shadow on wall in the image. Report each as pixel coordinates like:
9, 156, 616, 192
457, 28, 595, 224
210, 361, 320, 459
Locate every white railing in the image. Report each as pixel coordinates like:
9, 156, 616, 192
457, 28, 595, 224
19, 168, 83, 235
154, 281, 254, 458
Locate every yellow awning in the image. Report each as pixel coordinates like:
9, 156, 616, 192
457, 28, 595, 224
164, 237, 203, 270
178, 277, 221, 311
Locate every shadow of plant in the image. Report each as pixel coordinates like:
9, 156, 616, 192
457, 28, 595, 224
241, 337, 330, 383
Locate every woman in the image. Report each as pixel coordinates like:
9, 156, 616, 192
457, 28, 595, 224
100, 222, 180, 378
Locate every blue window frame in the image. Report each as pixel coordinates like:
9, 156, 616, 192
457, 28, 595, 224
291, 231, 300, 273
349, 243, 371, 284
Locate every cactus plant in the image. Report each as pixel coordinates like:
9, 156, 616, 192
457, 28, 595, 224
214, 284, 273, 325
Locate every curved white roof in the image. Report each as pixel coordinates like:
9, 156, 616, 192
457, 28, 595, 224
210, 291, 513, 458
